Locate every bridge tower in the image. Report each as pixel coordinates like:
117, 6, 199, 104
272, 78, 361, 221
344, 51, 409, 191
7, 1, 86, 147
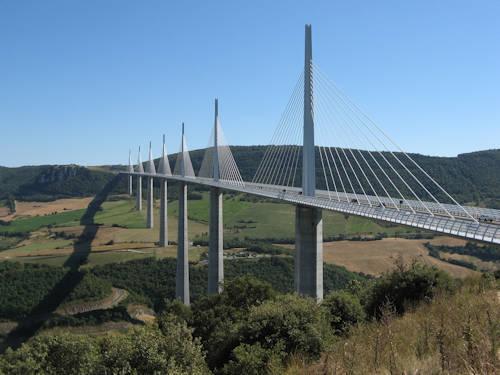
127, 150, 133, 196
208, 99, 224, 294
146, 142, 156, 229
136, 147, 144, 211
295, 24, 323, 301
176, 123, 190, 305
158, 134, 171, 247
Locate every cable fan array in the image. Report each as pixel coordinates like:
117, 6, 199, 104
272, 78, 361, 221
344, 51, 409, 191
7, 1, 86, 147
198, 118, 244, 186
252, 63, 475, 222
173, 129, 196, 178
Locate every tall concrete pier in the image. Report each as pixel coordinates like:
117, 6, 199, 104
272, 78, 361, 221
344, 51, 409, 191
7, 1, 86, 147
146, 179, 154, 228
136, 147, 144, 211
176, 124, 190, 305
295, 24, 323, 301
176, 182, 189, 304
158, 135, 171, 247
208, 99, 224, 294
146, 142, 156, 229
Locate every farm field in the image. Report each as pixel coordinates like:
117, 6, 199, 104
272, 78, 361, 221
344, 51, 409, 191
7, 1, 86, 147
321, 237, 478, 278
0, 198, 93, 222
172, 192, 417, 240
0, 194, 495, 278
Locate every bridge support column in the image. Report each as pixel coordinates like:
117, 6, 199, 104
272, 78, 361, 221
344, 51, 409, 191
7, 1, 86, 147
295, 205, 323, 301
208, 187, 223, 294
147, 177, 154, 228
128, 176, 133, 196
176, 182, 190, 305
136, 176, 142, 211
159, 179, 168, 247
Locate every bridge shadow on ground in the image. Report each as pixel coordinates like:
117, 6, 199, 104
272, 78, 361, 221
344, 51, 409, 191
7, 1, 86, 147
0, 175, 122, 353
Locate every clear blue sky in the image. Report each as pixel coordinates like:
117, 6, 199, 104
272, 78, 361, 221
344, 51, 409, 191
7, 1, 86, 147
1, 0, 499, 167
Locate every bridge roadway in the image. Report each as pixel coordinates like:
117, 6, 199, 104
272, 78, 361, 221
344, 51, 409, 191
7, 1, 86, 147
123, 172, 500, 245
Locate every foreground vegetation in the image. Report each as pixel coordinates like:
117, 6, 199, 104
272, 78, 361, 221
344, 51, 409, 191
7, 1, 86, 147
1, 261, 497, 374
0, 314, 209, 374
296, 276, 499, 374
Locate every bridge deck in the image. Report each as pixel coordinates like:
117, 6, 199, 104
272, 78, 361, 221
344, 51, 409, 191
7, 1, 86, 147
123, 172, 500, 245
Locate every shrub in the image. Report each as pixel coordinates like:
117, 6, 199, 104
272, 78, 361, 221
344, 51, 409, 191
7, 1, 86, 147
0, 318, 209, 374
322, 291, 365, 335
222, 294, 332, 373
365, 261, 456, 318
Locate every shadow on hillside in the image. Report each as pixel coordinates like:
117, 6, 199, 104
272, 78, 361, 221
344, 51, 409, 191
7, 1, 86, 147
0, 175, 122, 353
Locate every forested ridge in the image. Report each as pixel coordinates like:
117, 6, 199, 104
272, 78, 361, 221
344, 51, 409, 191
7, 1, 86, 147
1, 148, 499, 206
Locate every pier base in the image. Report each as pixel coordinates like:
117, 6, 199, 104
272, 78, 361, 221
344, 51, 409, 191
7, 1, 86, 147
295, 205, 323, 301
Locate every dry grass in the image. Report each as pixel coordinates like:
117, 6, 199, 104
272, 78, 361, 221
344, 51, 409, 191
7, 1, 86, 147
127, 304, 156, 324
322, 237, 477, 278
290, 280, 500, 374
1, 198, 93, 222
39, 321, 136, 337
0, 207, 9, 218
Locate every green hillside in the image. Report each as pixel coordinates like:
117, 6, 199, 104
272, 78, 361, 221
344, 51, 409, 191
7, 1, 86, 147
1, 148, 499, 207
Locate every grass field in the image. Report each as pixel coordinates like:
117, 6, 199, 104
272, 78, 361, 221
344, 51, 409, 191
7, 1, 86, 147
0, 236, 23, 251
0, 209, 84, 234
170, 193, 416, 240
0, 195, 493, 278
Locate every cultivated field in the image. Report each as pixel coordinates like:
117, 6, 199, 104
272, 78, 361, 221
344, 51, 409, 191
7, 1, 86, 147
0, 197, 93, 222
322, 237, 477, 278
1, 195, 495, 278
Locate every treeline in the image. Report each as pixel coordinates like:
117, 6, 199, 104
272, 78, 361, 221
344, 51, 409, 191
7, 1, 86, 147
425, 241, 500, 272
0, 256, 366, 321
0, 263, 112, 320
0, 262, 67, 319
90, 257, 366, 310
426, 241, 500, 262
1, 261, 485, 374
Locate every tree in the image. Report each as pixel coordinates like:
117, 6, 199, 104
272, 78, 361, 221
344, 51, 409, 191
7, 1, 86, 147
322, 291, 365, 335
0, 334, 99, 375
222, 294, 332, 374
365, 261, 455, 318
191, 276, 276, 370
0, 318, 209, 375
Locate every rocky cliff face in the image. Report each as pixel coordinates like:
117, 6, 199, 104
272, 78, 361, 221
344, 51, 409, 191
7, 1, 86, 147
36, 165, 80, 184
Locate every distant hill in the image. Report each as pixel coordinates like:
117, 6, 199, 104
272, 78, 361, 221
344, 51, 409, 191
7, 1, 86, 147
0, 148, 499, 207
0, 165, 115, 202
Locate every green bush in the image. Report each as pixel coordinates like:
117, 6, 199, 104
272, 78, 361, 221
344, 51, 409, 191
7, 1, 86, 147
65, 272, 112, 303
0, 317, 209, 374
191, 276, 276, 370
222, 294, 332, 374
322, 291, 365, 335
365, 261, 456, 318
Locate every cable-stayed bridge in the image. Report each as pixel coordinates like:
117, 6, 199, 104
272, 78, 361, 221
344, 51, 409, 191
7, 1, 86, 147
121, 25, 500, 304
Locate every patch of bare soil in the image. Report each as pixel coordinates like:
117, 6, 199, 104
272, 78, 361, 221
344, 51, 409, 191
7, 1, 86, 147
57, 288, 128, 316
0, 207, 10, 218
2, 198, 93, 222
0, 321, 18, 337
127, 304, 156, 324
